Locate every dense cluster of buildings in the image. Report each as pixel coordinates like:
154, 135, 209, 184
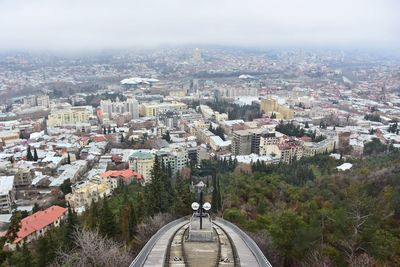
0, 48, 399, 250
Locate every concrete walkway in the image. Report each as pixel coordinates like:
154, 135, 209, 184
143, 220, 189, 267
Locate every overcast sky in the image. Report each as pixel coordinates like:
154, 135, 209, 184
0, 0, 399, 51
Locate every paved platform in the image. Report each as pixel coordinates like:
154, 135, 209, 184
142, 220, 189, 267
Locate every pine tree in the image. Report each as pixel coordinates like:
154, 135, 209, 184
60, 179, 72, 195
119, 203, 130, 244
120, 200, 137, 244
63, 204, 79, 250
26, 146, 33, 161
212, 173, 222, 213
99, 197, 117, 238
20, 240, 32, 267
86, 199, 98, 229
32, 203, 40, 213
33, 148, 38, 161
128, 201, 137, 240
6, 212, 21, 243
144, 156, 174, 216
36, 235, 52, 267
173, 172, 193, 216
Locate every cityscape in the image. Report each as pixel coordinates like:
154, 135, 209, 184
0, 0, 399, 267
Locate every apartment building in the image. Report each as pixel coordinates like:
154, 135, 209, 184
231, 129, 269, 155
260, 97, 294, 119
47, 105, 93, 127
0, 176, 15, 212
100, 98, 139, 120
65, 177, 113, 212
13, 167, 34, 187
157, 147, 188, 176
279, 140, 303, 164
139, 101, 187, 117
303, 139, 336, 157
129, 151, 154, 184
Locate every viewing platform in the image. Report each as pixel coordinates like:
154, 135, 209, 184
130, 217, 273, 267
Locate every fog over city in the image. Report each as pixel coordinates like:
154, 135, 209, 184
0, 0, 399, 51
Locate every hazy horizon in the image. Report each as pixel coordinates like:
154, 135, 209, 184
0, 0, 399, 52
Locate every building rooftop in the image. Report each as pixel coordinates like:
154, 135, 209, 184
14, 205, 67, 244
130, 151, 153, 160
0, 176, 14, 195
101, 169, 143, 182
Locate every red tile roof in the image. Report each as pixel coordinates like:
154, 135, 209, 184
101, 169, 143, 182
14, 205, 67, 244
92, 135, 107, 142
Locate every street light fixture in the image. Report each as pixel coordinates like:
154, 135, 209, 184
190, 180, 213, 229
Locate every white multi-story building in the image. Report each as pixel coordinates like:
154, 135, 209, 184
0, 176, 15, 212
100, 98, 139, 120
157, 147, 188, 176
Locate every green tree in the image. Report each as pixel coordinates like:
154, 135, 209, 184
173, 172, 193, 216
60, 179, 72, 195
128, 201, 137, 240
144, 156, 174, 216
11, 241, 32, 267
63, 204, 79, 250
268, 210, 319, 266
364, 138, 386, 156
162, 131, 171, 143
35, 235, 53, 267
32, 203, 40, 213
26, 146, 33, 161
212, 173, 222, 213
6, 213, 21, 243
99, 197, 117, 238
33, 148, 38, 162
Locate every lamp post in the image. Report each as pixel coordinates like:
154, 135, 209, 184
191, 180, 213, 230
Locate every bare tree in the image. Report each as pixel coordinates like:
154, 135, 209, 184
134, 213, 173, 249
348, 253, 377, 267
301, 250, 334, 267
52, 229, 133, 267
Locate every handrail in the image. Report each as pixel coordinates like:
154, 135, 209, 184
129, 217, 185, 267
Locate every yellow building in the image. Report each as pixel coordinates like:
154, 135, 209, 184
47, 105, 93, 127
303, 139, 336, 157
187, 120, 209, 135
139, 102, 187, 117
260, 98, 294, 119
169, 90, 186, 97
129, 151, 154, 184
0, 130, 20, 145
65, 177, 113, 212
